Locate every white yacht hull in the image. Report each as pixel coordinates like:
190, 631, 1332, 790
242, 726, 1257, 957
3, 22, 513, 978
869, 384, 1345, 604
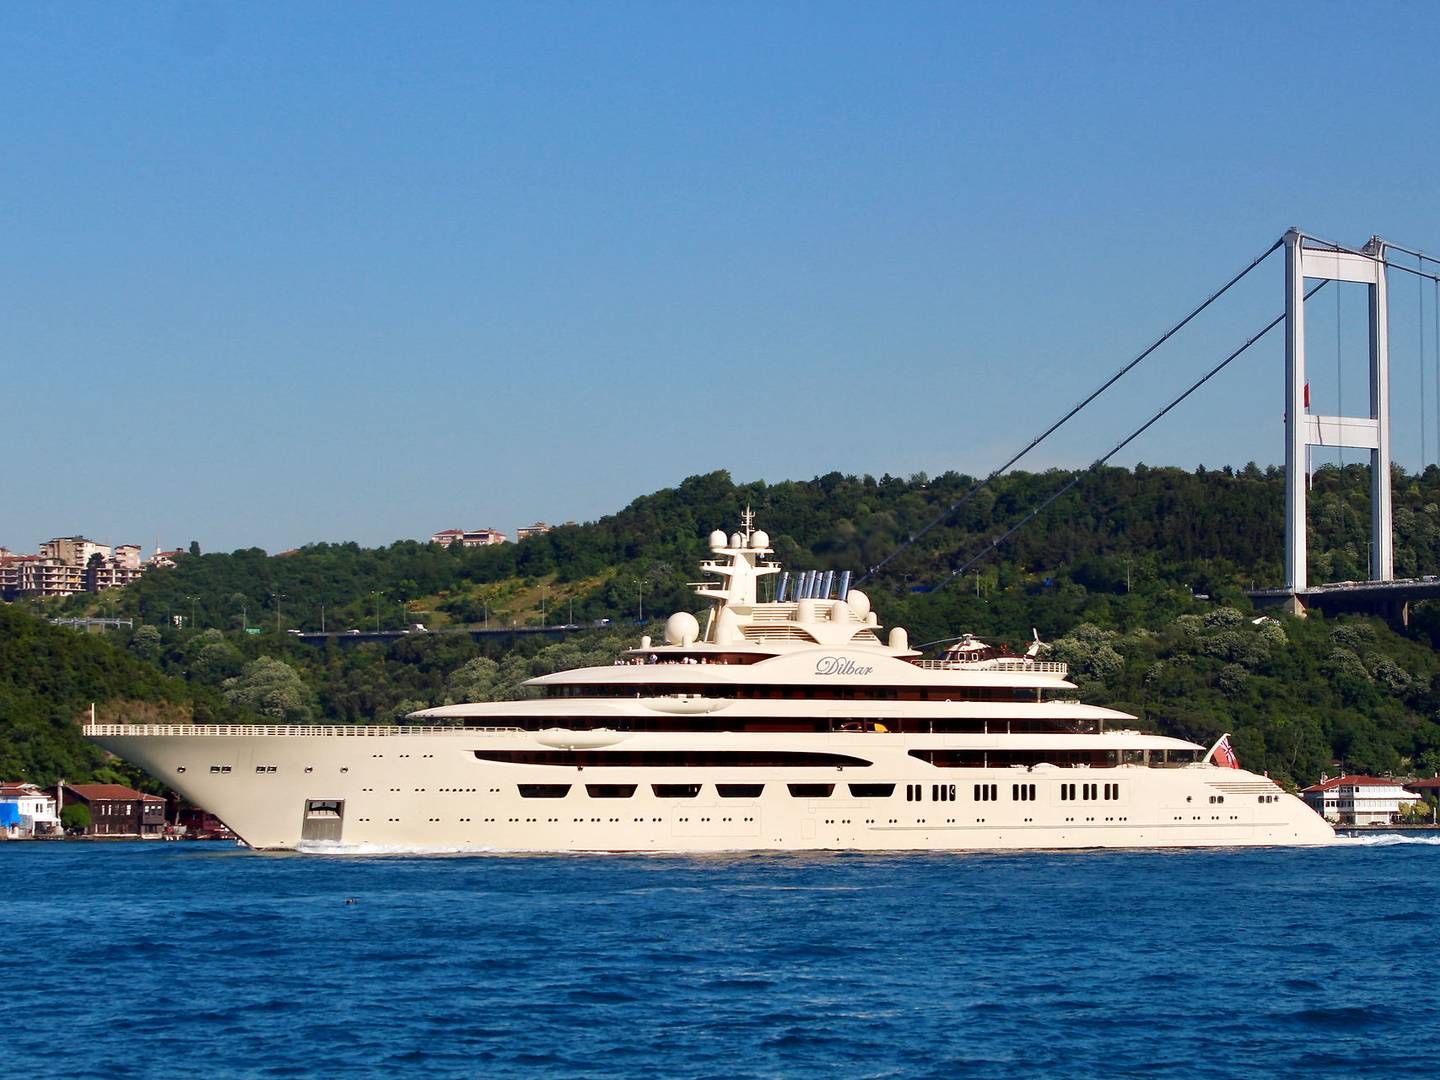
88, 725, 1335, 852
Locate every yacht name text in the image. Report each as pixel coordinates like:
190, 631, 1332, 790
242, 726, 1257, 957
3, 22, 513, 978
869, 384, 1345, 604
815, 657, 874, 676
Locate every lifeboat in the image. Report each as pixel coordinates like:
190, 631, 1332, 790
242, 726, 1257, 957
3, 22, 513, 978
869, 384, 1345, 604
533, 728, 631, 749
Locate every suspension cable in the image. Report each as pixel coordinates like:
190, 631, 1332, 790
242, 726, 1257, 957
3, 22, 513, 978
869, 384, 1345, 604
942, 280, 1332, 582
856, 235, 1285, 584
1383, 259, 1440, 286
1421, 256, 1428, 467
1382, 240, 1440, 267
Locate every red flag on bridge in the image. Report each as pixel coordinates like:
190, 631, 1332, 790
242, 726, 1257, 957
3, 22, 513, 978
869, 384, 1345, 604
1303, 381, 1310, 409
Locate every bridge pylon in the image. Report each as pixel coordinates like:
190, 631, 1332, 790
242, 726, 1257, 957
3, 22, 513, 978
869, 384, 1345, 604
1283, 228, 1392, 598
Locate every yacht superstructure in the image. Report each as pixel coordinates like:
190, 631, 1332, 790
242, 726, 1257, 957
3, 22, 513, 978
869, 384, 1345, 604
86, 513, 1334, 851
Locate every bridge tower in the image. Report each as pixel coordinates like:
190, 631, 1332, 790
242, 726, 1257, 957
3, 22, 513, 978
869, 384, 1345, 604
1284, 228, 1392, 601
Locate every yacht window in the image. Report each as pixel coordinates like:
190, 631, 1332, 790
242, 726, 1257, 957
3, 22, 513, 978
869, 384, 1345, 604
517, 784, 572, 799
717, 784, 764, 798
474, 750, 872, 768
586, 784, 637, 799
848, 783, 895, 798
787, 784, 835, 798
652, 784, 702, 799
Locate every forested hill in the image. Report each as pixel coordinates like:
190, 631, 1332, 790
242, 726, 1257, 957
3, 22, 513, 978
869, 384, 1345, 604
13, 462, 1440, 792
57, 462, 1440, 636
0, 604, 245, 788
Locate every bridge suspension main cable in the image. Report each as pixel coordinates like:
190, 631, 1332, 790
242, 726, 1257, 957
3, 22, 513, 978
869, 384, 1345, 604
941, 279, 1332, 582
857, 235, 1285, 585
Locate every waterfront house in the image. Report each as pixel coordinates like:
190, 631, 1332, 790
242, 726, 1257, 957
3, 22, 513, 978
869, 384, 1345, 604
59, 783, 167, 837
1299, 775, 1423, 825
177, 806, 234, 839
1403, 777, 1440, 819
0, 782, 61, 837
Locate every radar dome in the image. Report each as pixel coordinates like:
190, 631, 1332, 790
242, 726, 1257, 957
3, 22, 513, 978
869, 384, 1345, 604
708, 529, 727, 550
750, 529, 769, 549
846, 589, 871, 618
729, 532, 743, 548
887, 627, 909, 651
665, 611, 700, 647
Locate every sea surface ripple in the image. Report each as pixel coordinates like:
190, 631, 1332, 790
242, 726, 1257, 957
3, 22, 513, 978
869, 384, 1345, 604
6, 837, 1438, 1078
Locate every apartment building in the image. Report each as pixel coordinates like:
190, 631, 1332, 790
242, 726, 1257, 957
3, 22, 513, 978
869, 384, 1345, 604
0, 536, 156, 599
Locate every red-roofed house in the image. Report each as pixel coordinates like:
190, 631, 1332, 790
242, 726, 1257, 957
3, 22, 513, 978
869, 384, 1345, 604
1300, 775, 1422, 825
1403, 778, 1440, 822
59, 783, 167, 837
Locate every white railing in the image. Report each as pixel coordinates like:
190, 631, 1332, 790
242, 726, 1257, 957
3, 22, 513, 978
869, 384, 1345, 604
910, 660, 1068, 674
82, 723, 524, 738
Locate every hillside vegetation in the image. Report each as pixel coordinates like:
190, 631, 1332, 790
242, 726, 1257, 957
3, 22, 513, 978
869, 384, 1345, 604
11, 462, 1440, 789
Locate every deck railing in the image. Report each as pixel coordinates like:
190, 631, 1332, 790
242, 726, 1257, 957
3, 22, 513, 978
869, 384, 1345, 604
909, 660, 1068, 674
82, 723, 523, 738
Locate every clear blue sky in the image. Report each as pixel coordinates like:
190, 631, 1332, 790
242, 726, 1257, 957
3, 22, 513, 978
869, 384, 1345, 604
5, 1, 1440, 554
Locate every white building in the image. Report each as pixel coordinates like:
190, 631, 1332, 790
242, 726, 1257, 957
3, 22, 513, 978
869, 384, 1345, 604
1299, 775, 1422, 825
0, 782, 62, 837
429, 528, 508, 547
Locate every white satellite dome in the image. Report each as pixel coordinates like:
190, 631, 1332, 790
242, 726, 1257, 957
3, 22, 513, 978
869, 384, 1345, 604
708, 530, 727, 550
665, 611, 700, 646
750, 529, 769, 549
845, 589, 871, 618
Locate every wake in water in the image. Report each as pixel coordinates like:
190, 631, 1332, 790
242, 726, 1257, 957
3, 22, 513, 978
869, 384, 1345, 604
1333, 832, 1440, 846
295, 841, 505, 856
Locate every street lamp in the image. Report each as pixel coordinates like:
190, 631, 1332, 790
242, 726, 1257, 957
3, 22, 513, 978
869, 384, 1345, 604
541, 586, 548, 628
372, 590, 383, 633
186, 594, 199, 631
634, 578, 645, 623
271, 592, 287, 632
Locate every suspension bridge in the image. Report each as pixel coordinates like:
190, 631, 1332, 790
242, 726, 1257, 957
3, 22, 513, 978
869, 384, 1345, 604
868, 226, 1440, 625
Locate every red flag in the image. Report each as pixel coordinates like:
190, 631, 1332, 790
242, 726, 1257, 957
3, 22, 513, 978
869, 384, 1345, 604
1212, 735, 1240, 769
1303, 382, 1310, 409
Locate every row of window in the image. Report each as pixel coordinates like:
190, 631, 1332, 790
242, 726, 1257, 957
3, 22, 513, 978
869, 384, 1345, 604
475, 750, 874, 768
511, 781, 1126, 802
544, 686, 1054, 704
905, 783, 961, 802
476, 749, 1193, 769
517, 783, 886, 800
1058, 783, 1122, 801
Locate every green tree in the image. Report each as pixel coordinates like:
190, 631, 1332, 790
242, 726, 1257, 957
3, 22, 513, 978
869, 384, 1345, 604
60, 804, 91, 831
129, 624, 163, 660
222, 657, 314, 721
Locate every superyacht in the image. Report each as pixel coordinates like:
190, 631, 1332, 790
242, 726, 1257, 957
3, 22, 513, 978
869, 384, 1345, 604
86, 513, 1334, 851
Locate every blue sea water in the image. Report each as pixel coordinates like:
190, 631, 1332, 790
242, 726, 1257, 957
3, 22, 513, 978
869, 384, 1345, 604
5, 838, 1439, 1079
